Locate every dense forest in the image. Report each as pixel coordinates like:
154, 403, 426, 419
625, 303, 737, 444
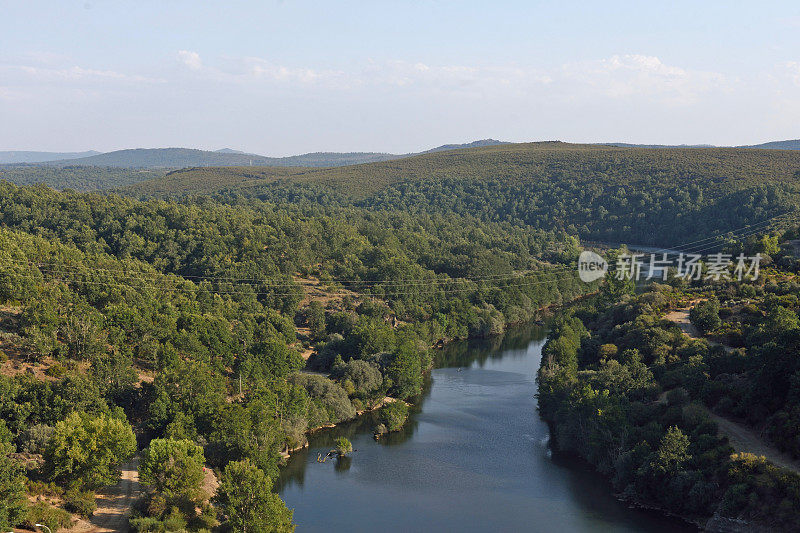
0, 166, 167, 191
537, 231, 800, 530
3, 142, 800, 531
122, 142, 800, 247
0, 171, 589, 530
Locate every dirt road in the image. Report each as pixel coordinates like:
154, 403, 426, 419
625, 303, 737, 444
704, 410, 800, 473
88, 457, 142, 532
665, 305, 799, 473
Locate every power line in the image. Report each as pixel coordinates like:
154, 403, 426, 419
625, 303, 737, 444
2, 211, 795, 299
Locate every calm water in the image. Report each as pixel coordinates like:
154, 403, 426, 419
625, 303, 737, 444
277, 324, 696, 532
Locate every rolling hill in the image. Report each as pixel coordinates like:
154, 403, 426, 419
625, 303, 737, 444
120, 141, 800, 248
0, 150, 100, 164
35, 140, 508, 169
740, 139, 800, 150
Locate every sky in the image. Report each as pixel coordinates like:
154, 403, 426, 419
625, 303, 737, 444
2, 0, 800, 155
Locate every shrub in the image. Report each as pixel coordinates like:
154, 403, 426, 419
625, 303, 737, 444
129, 516, 163, 532
335, 437, 353, 455
690, 299, 721, 334
45, 363, 67, 378
20, 424, 55, 454
380, 401, 409, 432
63, 488, 97, 517
25, 502, 73, 531
666, 387, 690, 407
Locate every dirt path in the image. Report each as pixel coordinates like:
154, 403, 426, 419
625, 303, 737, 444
704, 410, 800, 473
664, 305, 799, 473
664, 303, 733, 352
663, 307, 701, 338
87, 457, 142, 532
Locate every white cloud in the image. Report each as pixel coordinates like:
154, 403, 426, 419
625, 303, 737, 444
0, 64, 164, 84
177, 50, 202, 71
561, 54, 728, 104
785, 61, 800, 86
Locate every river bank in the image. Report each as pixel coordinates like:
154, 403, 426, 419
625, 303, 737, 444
282, 296, 583, 459
277, 322, 695, 532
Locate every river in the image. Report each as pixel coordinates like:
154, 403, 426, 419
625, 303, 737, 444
277, 323, 696, 532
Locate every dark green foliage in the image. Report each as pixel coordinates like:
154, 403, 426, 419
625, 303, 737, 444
380, 401, 409, 432
23, 501, 72, 531
139, 438, 206, 519
215, 459, 294, 533
208, 400, 283, 478
539, 280, 800, 529
63, 488, 97, 517
121, 143, 800, 249
306, 301, 326, 340
690, 299, 721, 333
0, 165, 166, 191
44, 412, 137, 490
290, 374, 355, 425
0, 422, 27, 530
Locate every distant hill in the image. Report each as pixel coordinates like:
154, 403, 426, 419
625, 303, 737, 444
38, 147, 401, 169
42, 148, 278, 168
740, 139, 800, 150
119, 141, 800, 248
420, 139, 508, 153
38, 140, 508, 169
0, 150, 100, 164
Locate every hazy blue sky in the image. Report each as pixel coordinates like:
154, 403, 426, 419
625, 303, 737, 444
2, 1, 800, 154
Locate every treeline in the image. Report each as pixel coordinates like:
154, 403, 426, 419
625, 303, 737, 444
537, 255, 800, 529
121, 142, 800, 247
0, 166, 166, 191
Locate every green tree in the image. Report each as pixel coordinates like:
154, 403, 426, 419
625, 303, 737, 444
214, 459, 294, 533
139, 438, 206, 510
689, 298, 721, 334
45, 412, 136, 489
380, 401, 409, 432
306, 301, 326, 339
0, 422, 27, 529
653, 426, 691, 475
209, 400, 283, 478
386, 341, 425, 400
334, 436, 353, 455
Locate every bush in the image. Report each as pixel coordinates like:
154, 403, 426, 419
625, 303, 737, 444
129, 516, 163, 532
336, 359, 383, 394
19, 424, 55, 454
666, 387, 690, 407
290, 374, 355, 424
45, 363, 67, 378
335, 437, 352, 455
25, 501, 73, 531
380, 401, 409, 432
690, 299, 721, 334
63, 488, 97, 517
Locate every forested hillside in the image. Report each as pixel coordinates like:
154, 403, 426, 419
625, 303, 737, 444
0, 165, 167, 191
0, 179, 589, 531
3, 142, 800, 530
122, 142, 800, 248
537, 231, 800, 530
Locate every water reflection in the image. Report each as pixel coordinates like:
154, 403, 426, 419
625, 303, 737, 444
277, 322, 696, 532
